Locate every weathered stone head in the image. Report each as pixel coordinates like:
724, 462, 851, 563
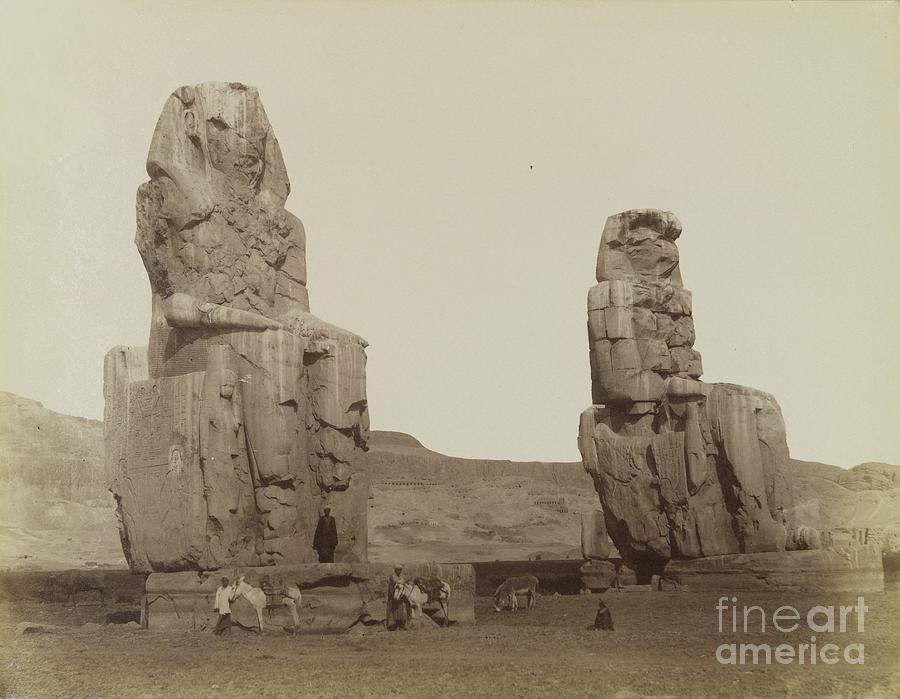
147, 82, 289, 215
137, 81, 308, 327
595, 209, 683, 285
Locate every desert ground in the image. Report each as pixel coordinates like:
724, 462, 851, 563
3, 395, 899, 696
2, 588, 898, 698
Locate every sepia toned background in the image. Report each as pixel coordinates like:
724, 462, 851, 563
1, 0, 897, 467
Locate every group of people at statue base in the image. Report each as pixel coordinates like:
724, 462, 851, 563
211, 506, 415, 635
385, 565, 615, 632
212, 506, 339, 636
212, 563, 415, 635
212, 504, 613, 634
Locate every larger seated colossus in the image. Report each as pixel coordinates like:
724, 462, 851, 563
104, 82, 369, 573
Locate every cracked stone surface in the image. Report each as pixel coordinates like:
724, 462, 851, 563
578, 210, 798, 577
104, 82, 369, 573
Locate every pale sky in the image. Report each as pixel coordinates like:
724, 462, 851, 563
1, 1, 897, 467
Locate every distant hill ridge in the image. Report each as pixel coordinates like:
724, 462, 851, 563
0, 391, 105, 502
366, 430, 591, 487
0, 390, 897, 569
787, 459, 900, 532
0, 391, 121, 570
1, 388, 896, 503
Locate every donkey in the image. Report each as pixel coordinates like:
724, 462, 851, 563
407, 577, 452, 626
493, 575, 539, 612
401, 583, 428, 620
231, 576, 302, 633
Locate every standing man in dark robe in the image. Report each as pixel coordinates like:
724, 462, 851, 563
313, 505, 338, 563
386, 564, 410, 631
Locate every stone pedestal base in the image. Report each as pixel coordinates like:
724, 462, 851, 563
660, 545, 883, 592
580, 560, 616, 591
144, 562, 474, 633
580, 559, 638, 591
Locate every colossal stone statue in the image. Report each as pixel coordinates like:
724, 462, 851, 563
104, 82, 369, 573
578, 210, 794, 577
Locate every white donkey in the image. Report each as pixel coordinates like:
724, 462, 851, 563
231, 576, 303, 633
400, 577, 452, 626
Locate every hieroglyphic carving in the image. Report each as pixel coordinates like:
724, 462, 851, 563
651, 431, 687, 506
148, 318, 214, 379
118, 373, 205, 568
126, 379, 194, 470
595, 433, 645, 483
103, 347, 149, 487
105, 392, 128, 484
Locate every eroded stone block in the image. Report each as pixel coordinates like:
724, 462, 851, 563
637, 339, 671, 372
610, 339, 641, 371
631, 307, 657, 337
670, 347, 703, 377
581, 510, 612, 559
587, 282, 611, 311
588, 309, 607, 341
666, 316, 696, 348
609, 280, 633, 307
589, 340, 612, 380
604, 307, 634, 339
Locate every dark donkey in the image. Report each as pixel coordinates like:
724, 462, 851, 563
493, 575, 539, 612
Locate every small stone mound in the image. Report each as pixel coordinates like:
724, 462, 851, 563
15, 622, 66, 635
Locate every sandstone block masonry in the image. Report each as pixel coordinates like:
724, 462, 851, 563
578, 210, 795, 578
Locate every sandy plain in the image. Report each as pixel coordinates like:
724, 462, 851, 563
2, 589, 898, 698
